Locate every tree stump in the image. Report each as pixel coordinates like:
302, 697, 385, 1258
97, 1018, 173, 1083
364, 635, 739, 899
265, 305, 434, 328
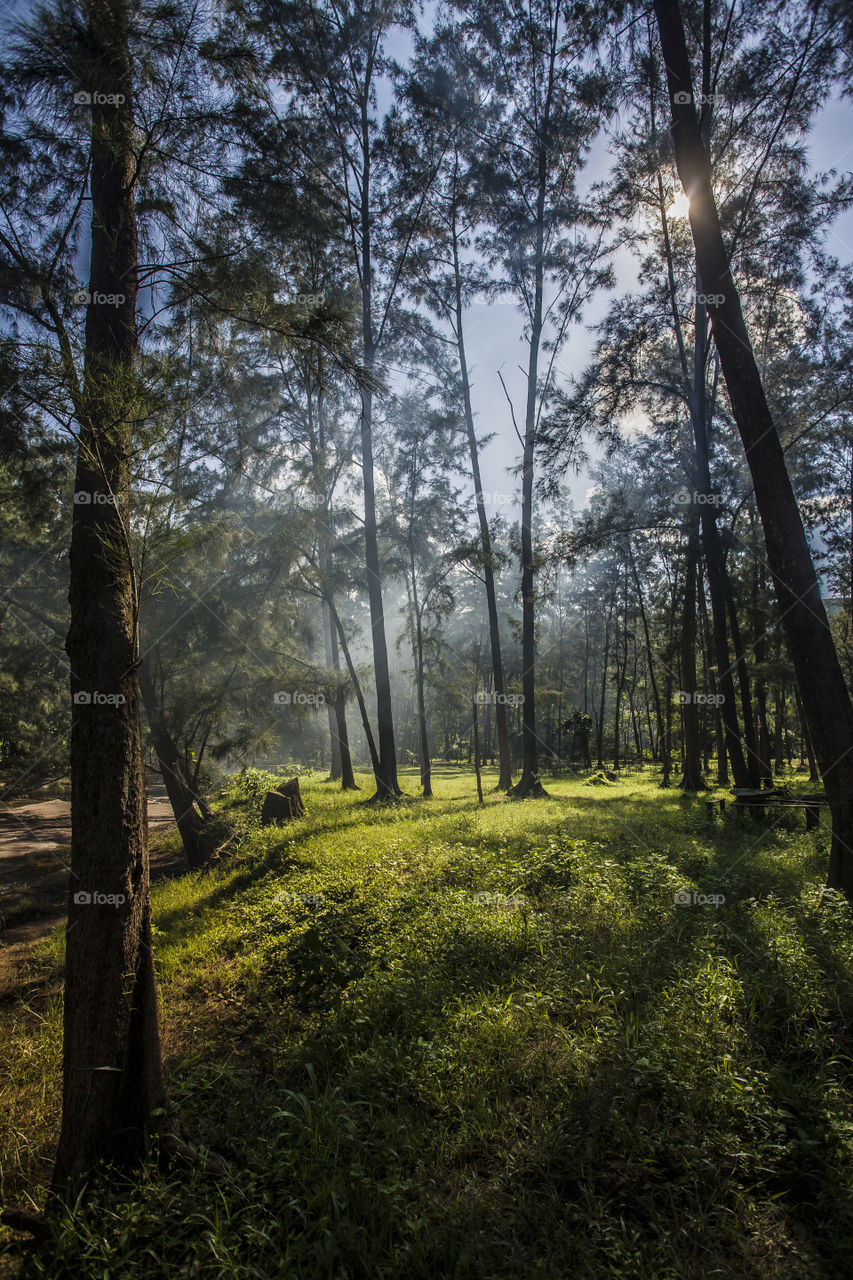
261, 777, 306, 825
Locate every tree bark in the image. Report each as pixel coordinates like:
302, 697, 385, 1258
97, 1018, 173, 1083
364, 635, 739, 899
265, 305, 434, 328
54, 0, 172, 1192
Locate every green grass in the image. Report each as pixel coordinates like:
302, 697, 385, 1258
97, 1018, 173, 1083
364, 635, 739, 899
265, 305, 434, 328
2, 767, 853, 1278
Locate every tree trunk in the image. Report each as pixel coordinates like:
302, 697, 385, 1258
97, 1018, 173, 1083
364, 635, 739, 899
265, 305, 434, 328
54, 0, 174, 1192
680, 519, 705, 790
358, 110, 399, 800
138, 659, 208, 869
415, 607, 432, 797
326, 597, 381, 781
333, 690, 357, 790
453, 225, 512, 790
629, 547, 665, 770
509, 138, 548, 801
324, 594, 357, 789
321, 597, 342, 780
597, 603, 613, 770
655, 0, 853, 892
472, 698, 484, 805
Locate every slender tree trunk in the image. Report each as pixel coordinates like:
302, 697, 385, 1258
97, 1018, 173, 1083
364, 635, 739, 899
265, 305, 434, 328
662, 668, 673, 787
510, 130, 549, 799
414, 607, 432, 797
655, 0, 853, 892
680, 519, 705, 790
472, 698, 484, 805
138, 659, 208, 868
328, 604, 357, 788
774, 679, 786, 776
359, 111, 399, 799
321, 597, 342, 780
597, 603, 613, 769
700, 576, 727, 785
327, 597, 381, 781
452, 226, 512, 789
630, 548, 665, 769
54, 0, 175, 1191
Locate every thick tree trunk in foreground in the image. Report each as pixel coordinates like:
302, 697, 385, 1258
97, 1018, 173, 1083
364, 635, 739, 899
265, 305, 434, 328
655, 0, 853, 893
54, 0, 172, 1191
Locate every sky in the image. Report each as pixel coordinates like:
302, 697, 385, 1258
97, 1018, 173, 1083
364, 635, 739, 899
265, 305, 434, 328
464, 86, 853, 521
4, 0, 853, 523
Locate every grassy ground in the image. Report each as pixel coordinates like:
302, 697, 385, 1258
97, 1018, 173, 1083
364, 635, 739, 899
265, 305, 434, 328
2, 766, 853, 1278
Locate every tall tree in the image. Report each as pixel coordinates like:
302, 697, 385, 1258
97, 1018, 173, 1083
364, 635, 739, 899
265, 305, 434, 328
653, 0, 853, 893
465, 0, 612, 797
406, 31, 515, 789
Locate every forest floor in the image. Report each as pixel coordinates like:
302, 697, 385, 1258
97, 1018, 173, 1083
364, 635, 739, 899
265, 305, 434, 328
0, 777, 181, 995
1, 766, 852, 1279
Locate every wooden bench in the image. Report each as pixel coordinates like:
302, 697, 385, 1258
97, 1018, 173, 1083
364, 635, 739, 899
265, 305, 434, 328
705, 797, 726, 818
730, 786, 827, 831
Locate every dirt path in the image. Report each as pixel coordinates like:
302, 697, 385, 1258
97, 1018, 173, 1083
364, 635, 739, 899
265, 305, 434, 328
0, 779, 183, 995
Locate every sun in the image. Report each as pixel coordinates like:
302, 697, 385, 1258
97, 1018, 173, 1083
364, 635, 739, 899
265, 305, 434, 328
667, 190, 691, 220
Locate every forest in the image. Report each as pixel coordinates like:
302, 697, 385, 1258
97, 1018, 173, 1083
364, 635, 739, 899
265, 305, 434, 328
2, 0, 853, 1276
